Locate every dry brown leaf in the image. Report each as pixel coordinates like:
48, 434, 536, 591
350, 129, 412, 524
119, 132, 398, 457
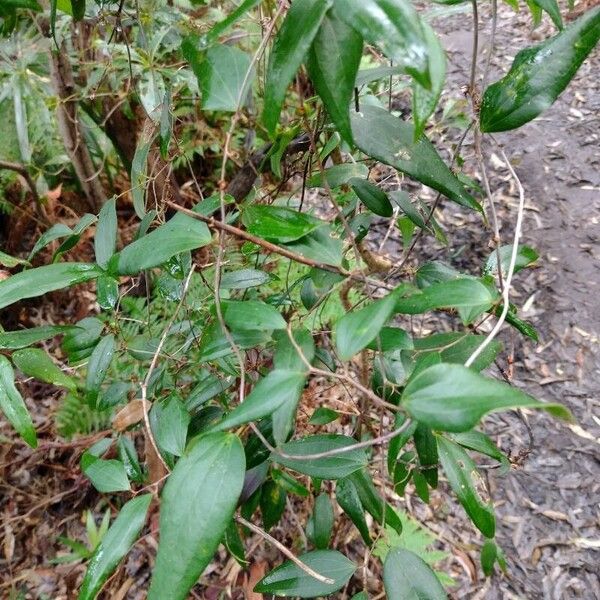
112, 400, 149, 431
244, 561, 266, 600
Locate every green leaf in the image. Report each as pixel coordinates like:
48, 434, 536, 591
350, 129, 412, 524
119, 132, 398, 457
412, 22, 446, 137
197, 44, 254, 112
413, 424, 438, 488
221, 300, 286, 331
482, 244, 538, 279
12, 348, 76, 391
480, 7, 600, 132
272, 434, 368, 479
335, 290, 399, 360
383, 547, 447, 600
437, 436, 495, 537
0, 325, 77, 350
307, 163, 368, 188
95, 198, 117, 268
308, 407, 339, 425
242, 205, 322, 243
531, 0, 563, 28
118, 435, 145, 483
402, 363, 572, 432
451, 430, 509, 472
0, 356, 36, 448
85, 334, 116, 405
0, 263, 101, 311
332, 0, 430, 87
62, 317, 103, 355
255, 549, 355, 597
214, 370, 306, 431
351, 105, 479, 211
272, 468, 310, 497
367, 326, 413, 352
130, 128, 153, 218
350, 178, 394, 217
309, 493, 334, 549
2, 0, 42, 9
0, 250, 29, 268
112, 211, 211, 275
204, 0, 262, 44
260, 480, 287, 530
262, 0, 332, 135
148, 432, 245, 600
78, 494, 152, 600
282, 226, 343, 267
96, 275, 119, 311
71, 0, 85, 20
307, 11, 363, 144
481, 539, 499, 576
336, 477, 371, 544
80, 453, 130, 493
153, 395, 191, 457
220, 268, 271, 289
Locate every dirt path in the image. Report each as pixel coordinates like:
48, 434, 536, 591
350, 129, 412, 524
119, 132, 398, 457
435, 6, 600, 598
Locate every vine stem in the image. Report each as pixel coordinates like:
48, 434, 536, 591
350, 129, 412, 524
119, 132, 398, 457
235, 515, 334, 585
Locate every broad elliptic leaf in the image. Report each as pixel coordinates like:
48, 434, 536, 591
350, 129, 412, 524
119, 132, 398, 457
413, 21, 446, 138
213, 369, 306, 431
482, 244, 538, 279
219, 268, 271, 289
307, 11, 363, 144
80, 453, 130, 493
283, 226, 344, 267
332, 0, 430, 87
263, 0, 332, 135
350, 178, 394, 217
402, 363, 572, 432
383, 547, 447, 600
153, 395, 191, 457
0, 325, 77, 350
307, 163, 368, 188
437, 436, 495, 537
272, 434, 368, 479
480, 7, 600, 132
335, 290, 398, 360
0, 356, 36, 448
148, 433, 245, 600
95, 197, 117, 268
0, 263, 102, 311
242, 205, 322, 243
221, 300, 286, 331
197, 44, 254, 112
85, 334, 116, 405
78, 494, 152, 600
12, 348, 76, 390
112, 211, 211, 275
351, 105, 480, 211
255, 549, 356, 597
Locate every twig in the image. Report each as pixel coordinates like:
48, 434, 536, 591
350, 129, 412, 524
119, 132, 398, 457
0, 160, 42, 210
236, 515, 334, 585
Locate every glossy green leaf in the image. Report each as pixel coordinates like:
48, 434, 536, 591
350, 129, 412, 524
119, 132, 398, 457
0, 356, 36, 448
307, 11, 363, 144
273, 328, 315, 372
117, 435, 145, 483
272, 468, 310, 497
413, 22, 446, 137
283, 226, 344, 267
308, 407, 339, 425
197, 44, 254, 112
451, 430, 509, 472
332, 0, 430, 87
350, 178, 394, 217
531, 0, 563, 28
28, 224, 72, 260
0, 263, 101, 311
309, 493, 334, 549
482, 244, 538, 279
85, 334, 115, 405
367, 326, 413, 352
220, 268, 271, 289
480, 8, 600, 132
112, 211, 211, 275
260, 480, 287, 530
221, 300, 286, 331
262, 0, 332, 135
402, 363, 572, 432
80, 453, 130, 493
307, 163, 368, 188
480, 539, 501, 576
197, 322, 271, 362
78, 494, 151, 600
437, 436, 495, 537
335, 290, 398, 360
148, 432, 245, 600
387, 413, 417, 474
214, 370, 306, 431
336, 477, 371, 544
154, 395, 190, 457
12, 348, 76, 391
0, 325, 76, 350
273, 434, 367, 479
95, 197, 117, 268
62, 317, 104, 355
243, 205, 322, 243
96, 275, 119, 311
413, 424, 438, 488
351, 105, 479, 211
391, 191, 432, 232
255, 549, 355, 597
383, 547, 447, 600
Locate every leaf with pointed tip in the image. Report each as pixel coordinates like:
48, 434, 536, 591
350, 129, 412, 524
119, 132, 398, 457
80, 454, 130, 493
95, 198, 117, 268
242, 205, 322, 243
0, 325, 77, 350
148, 433, 245, 600
85, 334, 116, 406
0, 356, 36, 448
12, 348, 76, 391
350, 178, 394, 217
402, 363, 572, 432
351, 105, 480, 211
480, 7, 600, 132
78, 494, 151, 600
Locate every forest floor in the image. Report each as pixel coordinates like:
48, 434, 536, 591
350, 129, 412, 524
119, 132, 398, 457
1, 4, 599, 600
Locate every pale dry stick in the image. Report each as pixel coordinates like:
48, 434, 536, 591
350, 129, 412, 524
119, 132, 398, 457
140, 265, 196, 477
213, 0, 287, 405
482, 0, 498, 90
236, 515, 334, 585
465, 145, 526, 368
